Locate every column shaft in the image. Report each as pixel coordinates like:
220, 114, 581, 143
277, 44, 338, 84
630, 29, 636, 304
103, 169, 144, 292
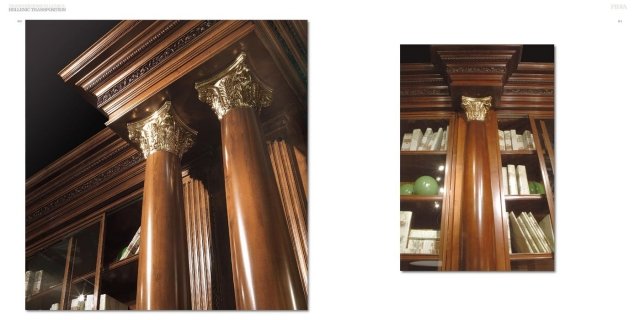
136, 150, 191, 309
461, 121, 497, 270
221, 108, 306, 310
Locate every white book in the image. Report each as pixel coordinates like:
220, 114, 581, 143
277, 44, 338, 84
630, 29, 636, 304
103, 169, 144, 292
84, 294, 95, 310
506, 215, 512, 254
440, 127, 448, 151
524, 130, 536, 149
517, 215, 540, 253
430, 128, 444, 151
509, 212, 533, 253
408, 229, 440, 239
520, 212, 549, 253
522, 132, 530, 150
525, 212, 552, 252
516, 165, 530, 195
32, 270, 43, 294
409, 129, 423, 151
498, 130, 505, 151
539, 214, 555, 249
501, 167, 508, 195
504, 130, 513, 150
522, 130, 532, 150
510, 130, 518, 150
25, 271, 34, 296
99, 294, 129, 310
515, 134, 524, 150
507, 165, 518, 195
70, 298, 84, 311
406, 239, 439, 254
417, 128, 433, 150
400, 211, 413, 253
401, 133, 412, 151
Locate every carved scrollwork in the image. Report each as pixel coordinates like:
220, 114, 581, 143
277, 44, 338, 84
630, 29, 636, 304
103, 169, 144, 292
461, 96, 492, 121
127, 101, 197, 159
195, 52, 273, 120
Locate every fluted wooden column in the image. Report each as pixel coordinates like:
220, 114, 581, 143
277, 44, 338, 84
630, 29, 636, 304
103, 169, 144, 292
267, 140, 308, 297
195, 53, 307, 310
460, 96, 497, 270
127, 101, 197, 309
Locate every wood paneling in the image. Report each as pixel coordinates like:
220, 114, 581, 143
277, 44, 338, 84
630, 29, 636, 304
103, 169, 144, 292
267, 140, 308, 296
182, 174, 214, 310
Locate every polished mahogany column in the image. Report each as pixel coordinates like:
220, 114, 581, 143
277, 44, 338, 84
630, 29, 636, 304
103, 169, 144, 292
195, 53, 307, 310
460, 96, 497, 270
127, 101, 197, 309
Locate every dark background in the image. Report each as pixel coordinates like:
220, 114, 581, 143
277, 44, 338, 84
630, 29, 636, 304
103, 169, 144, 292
26, 20, 119, 178
400, 44, 555, 63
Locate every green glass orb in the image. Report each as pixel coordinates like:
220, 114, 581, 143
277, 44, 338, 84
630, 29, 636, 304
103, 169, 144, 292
535, 181, 545, 194
414, 176, 439, 195
528, 181, 545, 194
528, 181, 538, 194
400, 183, 414, 195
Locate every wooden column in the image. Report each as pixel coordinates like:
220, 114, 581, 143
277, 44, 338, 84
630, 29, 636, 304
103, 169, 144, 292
267, 140, 308, 297
127, 101, 197, 309
196, 53, 307, 310
182, 174, 214, 310
460, 96, 497, 270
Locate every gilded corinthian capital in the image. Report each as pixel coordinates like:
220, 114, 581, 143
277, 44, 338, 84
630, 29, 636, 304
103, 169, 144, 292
127, 101, 197, 159
461, 96, 492, 121
195, 52, 273, 120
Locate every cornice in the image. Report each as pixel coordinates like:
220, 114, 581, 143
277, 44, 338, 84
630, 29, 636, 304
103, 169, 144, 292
96, 20, 218, 108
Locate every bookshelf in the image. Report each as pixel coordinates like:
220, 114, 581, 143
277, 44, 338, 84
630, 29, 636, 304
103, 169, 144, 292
496, 114, 555, 271
399, 45, 554, 271
399, 112, 555, 271
400, 114, 456, 271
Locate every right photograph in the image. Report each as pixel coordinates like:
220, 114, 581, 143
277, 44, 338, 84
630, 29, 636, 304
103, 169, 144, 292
400, 45, 555, 271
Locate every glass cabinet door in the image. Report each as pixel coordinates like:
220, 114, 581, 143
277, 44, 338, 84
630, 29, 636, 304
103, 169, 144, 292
66, 222, 101, 310
25, 238, 69, 310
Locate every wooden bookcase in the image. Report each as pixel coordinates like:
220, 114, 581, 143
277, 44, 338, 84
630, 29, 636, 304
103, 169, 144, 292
26, 20, 309, 310
399, 111, 555, 271
497, 112, 555, 271
399, 45, 555, 271
400, 113, 457, 271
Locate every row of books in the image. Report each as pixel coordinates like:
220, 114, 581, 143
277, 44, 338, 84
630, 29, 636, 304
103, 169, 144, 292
501, 164, 531, 195
498, 129, 535, 151
400, 211, 440, 254
118, 226, 141, 261
508, 212, 554, 254
401, 127, 449, 151
25, 270, 53, 297
64, 293, 129, 310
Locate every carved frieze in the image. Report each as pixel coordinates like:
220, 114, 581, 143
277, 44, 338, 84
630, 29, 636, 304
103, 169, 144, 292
97, 20, 217, 107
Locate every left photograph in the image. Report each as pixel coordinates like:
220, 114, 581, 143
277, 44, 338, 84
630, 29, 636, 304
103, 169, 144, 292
25, 20, 308, 310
